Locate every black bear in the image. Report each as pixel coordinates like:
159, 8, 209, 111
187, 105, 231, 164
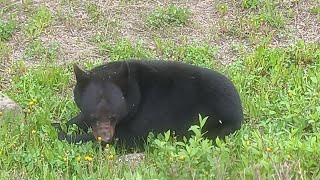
53, 60, 243, 148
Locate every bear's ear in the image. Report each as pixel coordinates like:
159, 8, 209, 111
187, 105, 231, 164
73, 64, 89, 83
115, 61, 130, 92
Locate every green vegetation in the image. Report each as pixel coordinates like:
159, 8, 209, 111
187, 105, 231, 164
310, 5, 320, 15
146, 5, 191, 28
0, 0, 319, 179
0, 18, 17, 41
86, 2, 103, 23
1, 39, 320, 179
153, 38, 216, 68
97, 39, 155, 61
24, 40, 60, 63
242, 0, 261, 9
23, 6, 52, 38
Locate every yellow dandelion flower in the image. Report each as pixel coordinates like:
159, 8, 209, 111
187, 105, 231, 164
77, 156, 81, 161
0, 111, 3, 116
260, 18, 264, 22
45, 133, 48, 136
288, 92, 293, 97
105, 144, 110, 148
63, 157, 67, 161
266, 147, 271, 152
29, 101, 34, 106
287, 154, 291, 159
97, 136, 102, 142
221, 5, 225, 9
27, 109, 31, 113
31, 130, 36, 134
246, 140, 250, 145
178, 155, 185, 161
250, 18, 254, 22
32, 99, 37, 103
108, 154, 114, 160
84, 156, 93, 161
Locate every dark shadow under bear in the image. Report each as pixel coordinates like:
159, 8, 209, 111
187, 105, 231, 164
53, 60, 243, 148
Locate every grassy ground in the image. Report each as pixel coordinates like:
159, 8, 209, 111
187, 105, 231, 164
1, 0, 320, 179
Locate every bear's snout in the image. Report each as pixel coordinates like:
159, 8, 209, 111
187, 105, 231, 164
91, 120, 115, 143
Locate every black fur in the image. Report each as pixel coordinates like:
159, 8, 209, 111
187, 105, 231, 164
53, 60, 243, 148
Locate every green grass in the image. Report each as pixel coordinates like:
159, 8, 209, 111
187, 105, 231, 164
0, 0, 320, 179
97, 38, 155, 61
153, 38, 217, 68
94, 37, 216, 69
23, 6, 52, 38
86, 2, 103, 23
1, 40, 320, 179
0, 40, 11, 59
0, 18, 17, 41
145, 5, 191, 28
310, 5, 320, 15
242, 0, 261, 9
24, 40, 60, 63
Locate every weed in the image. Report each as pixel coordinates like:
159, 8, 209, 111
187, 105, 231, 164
98, 39, 154, 61
86, 2, 102, 23
154, 38, 217, 68
259, 2, 286, 28
0, 40, 11, 60
217, 3, 229, 16
242, 0, 261, 9
285, 41, 320, 66
0, 18, 17, 41
24, 40, 60, 63
310, 5, 320, 15
23, 6, 52, 38
1, 40, 320, 178
146, 5, 191, 28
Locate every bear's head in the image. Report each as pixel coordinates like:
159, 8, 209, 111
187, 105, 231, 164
72, 64, 128, 144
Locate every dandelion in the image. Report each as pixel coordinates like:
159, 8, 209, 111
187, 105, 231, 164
31, 130, 36, 134
266, 147, 271, 152
246, 140, 250, 145
105, 143, 110, 148
250, 18, 254, 23
287, 154, 291, 159
288, 92, 293, 97
84, 155, 93, 161
108, 154, 114, 160
178, 155, 185, 161
63, 157, 67, 161
27, 108, 31, 114
29, 101, 34, 106
0, 111, 2, 116
260, 18, 264, 22
32, 98, 37, 103
221, 5, 225, 9
77, 156, 81, 161
97, 136, 102, 142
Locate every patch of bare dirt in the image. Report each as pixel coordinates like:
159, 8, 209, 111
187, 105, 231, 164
2, 0, 319, 89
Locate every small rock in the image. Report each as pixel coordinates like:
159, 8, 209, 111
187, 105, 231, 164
0, 95, 23, 120
117, 152, 145, 167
